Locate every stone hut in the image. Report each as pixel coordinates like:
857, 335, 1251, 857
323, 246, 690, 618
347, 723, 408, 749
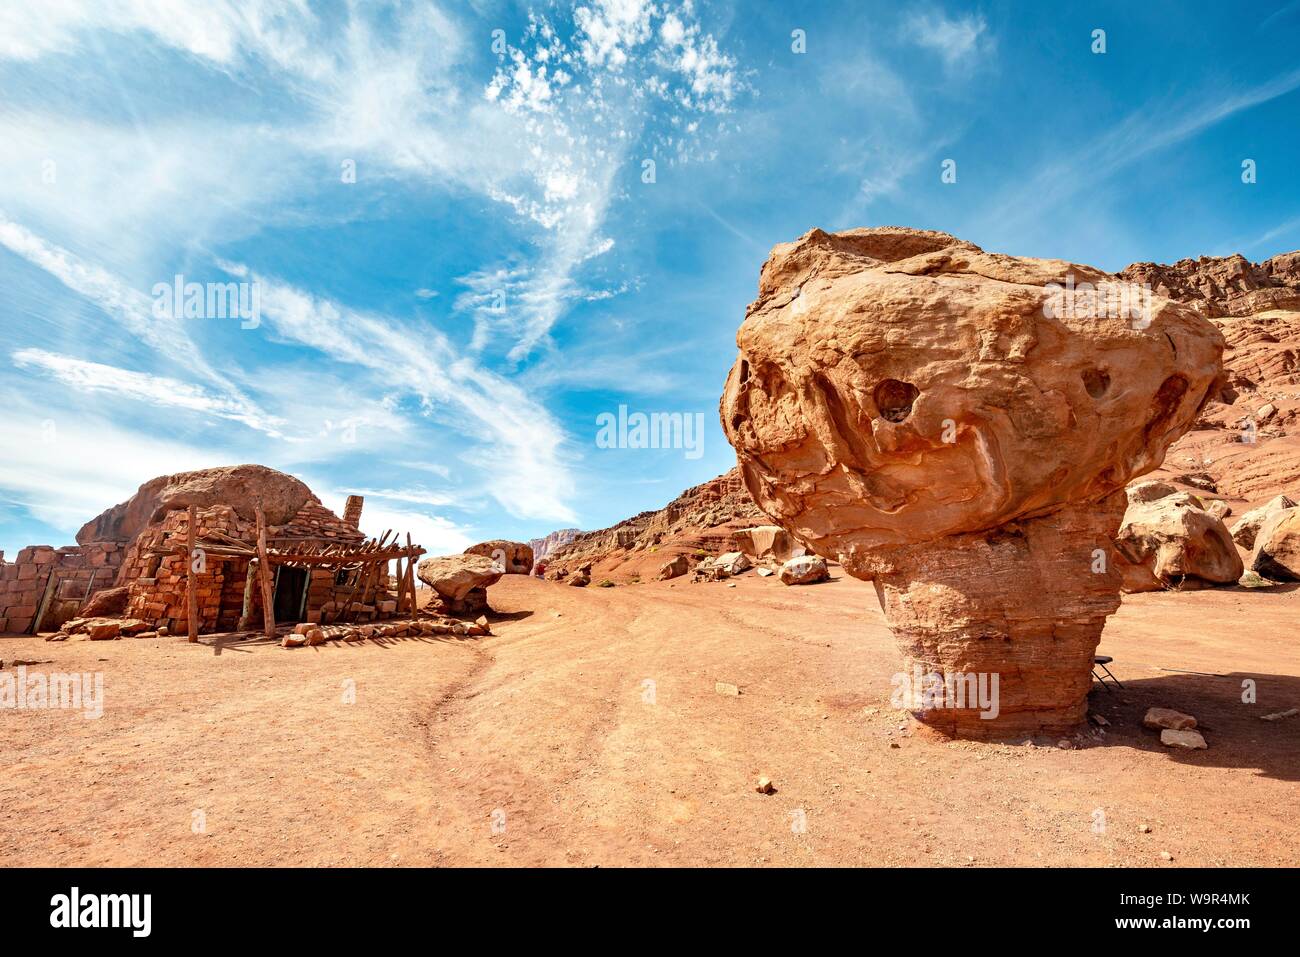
2, 465, 421, 636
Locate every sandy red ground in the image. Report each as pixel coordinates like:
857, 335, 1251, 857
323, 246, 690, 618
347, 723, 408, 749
1, 573, 1297, 867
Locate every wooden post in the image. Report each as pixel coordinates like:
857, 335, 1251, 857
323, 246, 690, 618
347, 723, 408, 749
186, 505, 199, 643
404, 534, 418, 614
256, 507, 276, 639
237, 559, 257, 631
393, 555, 407, 615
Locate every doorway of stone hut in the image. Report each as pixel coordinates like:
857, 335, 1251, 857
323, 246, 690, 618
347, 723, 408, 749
272, 565, 309, 624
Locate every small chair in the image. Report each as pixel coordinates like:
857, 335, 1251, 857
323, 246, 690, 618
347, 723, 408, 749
1092, 655, 1123, 691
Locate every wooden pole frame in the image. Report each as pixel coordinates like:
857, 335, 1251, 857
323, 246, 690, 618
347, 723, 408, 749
237, 559, 257, 632
186, 505, 199, 643
256, 507, 276, 639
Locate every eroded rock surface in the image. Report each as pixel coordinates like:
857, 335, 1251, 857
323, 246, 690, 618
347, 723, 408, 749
721, 226, 1224, 737
732, 525, 805, 562
77, 465, 313, 544
1231, 494, 1296, 549
779, 555, 829, 585
1250, 507, 1300, 580
1114, 495, 1243, 591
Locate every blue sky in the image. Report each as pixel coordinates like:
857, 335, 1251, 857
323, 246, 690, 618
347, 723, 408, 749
2, 0, 1299, 559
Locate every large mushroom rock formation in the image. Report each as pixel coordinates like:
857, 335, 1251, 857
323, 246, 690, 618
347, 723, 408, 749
464, 540, 534, 575
417, 554, 504, 615
77, 465, 313, 544
720, 226, 1224, 738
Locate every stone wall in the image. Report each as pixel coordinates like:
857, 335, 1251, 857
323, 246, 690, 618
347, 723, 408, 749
0, 542, 123, 634
123, 505, 237, 634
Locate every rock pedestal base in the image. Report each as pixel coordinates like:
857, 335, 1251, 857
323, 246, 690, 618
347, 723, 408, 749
858, 494, 1127, 739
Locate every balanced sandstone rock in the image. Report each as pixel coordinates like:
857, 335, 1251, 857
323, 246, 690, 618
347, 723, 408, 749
720, 226, 1224, 737
464, 540, 534, 575
417, 554, 503, 614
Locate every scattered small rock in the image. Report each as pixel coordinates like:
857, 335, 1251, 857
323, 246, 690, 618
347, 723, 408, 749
1260, 708, 1299, 722
1138, 824, 1151, 833
755, 777, 774, 795
715, 681, 740, 697
1160, 728, 1207, 750
1088, 712, 1109, 726
1144, 707, 1197, 731
1160, 850, 1174, 862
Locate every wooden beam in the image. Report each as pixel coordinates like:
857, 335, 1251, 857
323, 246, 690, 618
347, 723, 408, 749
394, 555, 409, 616
186, 505, 199, 643
256, 507, 276, 640
237, 559, 257, 632
264, 548, 422, 566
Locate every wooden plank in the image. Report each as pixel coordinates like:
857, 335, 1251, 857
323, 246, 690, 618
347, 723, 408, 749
338, 560, 368, 623
186, 505, 199, 643
256, 507, 276, 639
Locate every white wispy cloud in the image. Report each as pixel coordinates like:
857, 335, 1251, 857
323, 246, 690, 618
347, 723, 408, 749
11, 348, 284, 436
309, 487, 477, 557
0, 0, 748, 549
993, 64, 1300, 230
902, 10, 992, 70
0, 214, 247, 394
0, 397, 217, 536
249, 268, 579, 523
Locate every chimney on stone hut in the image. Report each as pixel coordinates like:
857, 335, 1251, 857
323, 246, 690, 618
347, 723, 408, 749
343, 495, 364, 529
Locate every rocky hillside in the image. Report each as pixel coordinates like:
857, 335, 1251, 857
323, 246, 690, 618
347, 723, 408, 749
1119, 251, 1300, 318
1127, 250, 1300, 506
543, 468, 765, 581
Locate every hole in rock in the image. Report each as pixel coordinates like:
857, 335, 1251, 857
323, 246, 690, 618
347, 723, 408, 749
1082, 368, 1110, 398
873, 378, 919, 423
1144, 374, 1188, 441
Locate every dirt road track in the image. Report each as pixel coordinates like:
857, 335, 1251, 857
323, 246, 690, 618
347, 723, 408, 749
2, 574, 1297, 866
